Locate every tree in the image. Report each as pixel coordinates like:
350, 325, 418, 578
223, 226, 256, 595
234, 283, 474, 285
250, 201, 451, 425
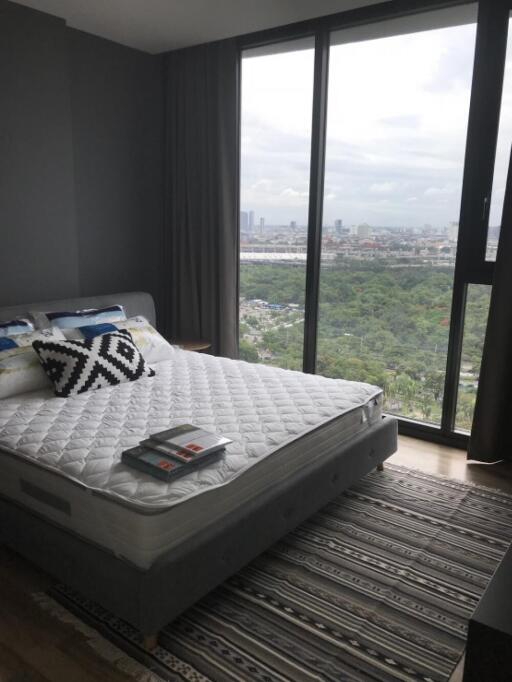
419, 392, 433, 422
424, 371, 444, 403
239, 260, 486, 425
393, 374, 418, 412
244, 315, 260, 328
239, 339, 259, 363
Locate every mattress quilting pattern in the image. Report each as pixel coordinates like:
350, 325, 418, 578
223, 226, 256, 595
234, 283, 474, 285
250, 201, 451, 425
0, 348, 381, 510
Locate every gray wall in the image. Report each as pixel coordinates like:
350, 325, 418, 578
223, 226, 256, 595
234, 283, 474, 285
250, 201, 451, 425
0, 2, 80, 303
70, 30, 164, 312
0, 1, 164, 321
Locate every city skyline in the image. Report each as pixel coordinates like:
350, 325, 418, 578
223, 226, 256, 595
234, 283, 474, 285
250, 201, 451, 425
238, 210, 498, 262
240, 209, 464, 232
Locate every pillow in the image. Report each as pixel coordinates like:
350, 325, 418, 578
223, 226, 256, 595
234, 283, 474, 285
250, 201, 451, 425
64, 316, 174, 365
0, 318, 34, 337
31, 304, 126, 330
0, 328, 67, 399
32, 329, 155, 398
0, 327, 64, 349
0, 337, 18, 351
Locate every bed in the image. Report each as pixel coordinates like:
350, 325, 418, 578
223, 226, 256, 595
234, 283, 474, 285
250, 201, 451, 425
0, 291, 397, 643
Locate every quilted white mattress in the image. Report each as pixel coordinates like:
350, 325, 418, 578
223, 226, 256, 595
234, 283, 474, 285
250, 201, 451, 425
0, 347, 382, 567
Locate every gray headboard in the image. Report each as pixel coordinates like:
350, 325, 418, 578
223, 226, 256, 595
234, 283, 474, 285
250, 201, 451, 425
0, 291, 156, 327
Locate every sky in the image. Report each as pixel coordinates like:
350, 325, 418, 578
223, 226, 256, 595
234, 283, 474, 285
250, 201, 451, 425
240, 19, 504, 230
489, 20, 512, 229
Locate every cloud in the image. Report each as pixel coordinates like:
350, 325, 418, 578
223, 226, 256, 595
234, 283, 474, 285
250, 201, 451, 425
424, 186, 455, 196
250, 178, 273, 191
369, 181, 396, 194
379, 114, 421, 128
281, 187, 309, 198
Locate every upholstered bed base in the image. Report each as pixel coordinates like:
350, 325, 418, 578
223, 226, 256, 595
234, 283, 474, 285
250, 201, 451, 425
0, 415, 397, 636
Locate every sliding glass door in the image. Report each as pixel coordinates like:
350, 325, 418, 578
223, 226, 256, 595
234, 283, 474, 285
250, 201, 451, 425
238, 0, 511, 446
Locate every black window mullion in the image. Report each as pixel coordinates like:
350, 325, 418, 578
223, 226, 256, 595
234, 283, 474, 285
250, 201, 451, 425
456, 0, 509, 272
441, 279, 468, 432
441, 0, 509, 432
303, 29, 330, 374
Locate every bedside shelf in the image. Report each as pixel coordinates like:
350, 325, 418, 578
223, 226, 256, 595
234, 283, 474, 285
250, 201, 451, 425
168, 339, 211, 352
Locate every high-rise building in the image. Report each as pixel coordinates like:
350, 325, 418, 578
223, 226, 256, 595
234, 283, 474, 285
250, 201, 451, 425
248, 210, 255, 230
240, 211, 249, 231
334, 219, 343, 237
448, 221, 459, 242
290, 220, 297, 230
357, 223, 371, 238
259, 217, 265, 234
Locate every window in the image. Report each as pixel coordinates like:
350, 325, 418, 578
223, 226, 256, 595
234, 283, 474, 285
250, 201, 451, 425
317, 16, 476, 424
239, 39, 314, 369
487, 15, 512, 261
238, 1, 508, 447
455, 284, 491, 431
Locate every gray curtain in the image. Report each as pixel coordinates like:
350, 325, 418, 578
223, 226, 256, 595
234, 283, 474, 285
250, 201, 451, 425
468, 148, 512, 462
163, 39, 239, 358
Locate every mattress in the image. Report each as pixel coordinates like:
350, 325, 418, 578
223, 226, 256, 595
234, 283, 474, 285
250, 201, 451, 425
0, 347, 382, 568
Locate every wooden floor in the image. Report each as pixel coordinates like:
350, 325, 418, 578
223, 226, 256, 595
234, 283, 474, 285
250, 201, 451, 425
1, 435, 511, 682
392, 435, 512, 494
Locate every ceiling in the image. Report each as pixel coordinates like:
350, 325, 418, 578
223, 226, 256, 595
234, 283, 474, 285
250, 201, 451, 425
13, 0, 381, 54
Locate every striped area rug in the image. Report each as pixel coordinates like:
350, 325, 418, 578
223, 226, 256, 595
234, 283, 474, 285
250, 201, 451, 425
44, 464, 512, 682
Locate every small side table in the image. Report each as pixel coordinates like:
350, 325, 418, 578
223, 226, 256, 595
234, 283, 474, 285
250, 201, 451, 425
168, 339, 211, 352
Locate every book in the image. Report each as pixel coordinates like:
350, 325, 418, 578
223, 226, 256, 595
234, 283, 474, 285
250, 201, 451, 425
122, 446, 222, 482
146, 424, 232, 457
139, 439, 200, 463
121, 446, 189, 482
121, 444, 222, 481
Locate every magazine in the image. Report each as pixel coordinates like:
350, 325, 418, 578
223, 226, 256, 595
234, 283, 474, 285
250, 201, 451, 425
122, 445, 222, 482
146, 424, 232, 457
122, 446, 189, 482
139, 439, 200, 463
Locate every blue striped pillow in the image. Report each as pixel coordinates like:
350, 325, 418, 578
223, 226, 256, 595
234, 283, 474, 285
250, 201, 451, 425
31, 305, 126, 330
76, 323, 118, 339
0, 318, 34, 337
0, 337, 18, 351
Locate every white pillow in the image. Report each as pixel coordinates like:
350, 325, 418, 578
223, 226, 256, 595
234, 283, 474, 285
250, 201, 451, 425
64, 316, 174, 365
0, 318, 34, 337
0, 328, 66, 399
30, 304, 126, 330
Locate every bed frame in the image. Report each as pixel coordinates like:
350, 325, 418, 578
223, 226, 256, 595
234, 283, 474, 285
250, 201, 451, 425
0, 292, 398, 644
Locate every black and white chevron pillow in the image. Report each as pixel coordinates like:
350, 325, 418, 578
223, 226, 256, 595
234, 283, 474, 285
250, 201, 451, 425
32, 329, 155, 397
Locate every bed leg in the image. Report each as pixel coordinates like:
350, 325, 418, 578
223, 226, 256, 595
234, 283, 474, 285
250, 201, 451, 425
142, 633, 159, 651
376, 462, 384, 472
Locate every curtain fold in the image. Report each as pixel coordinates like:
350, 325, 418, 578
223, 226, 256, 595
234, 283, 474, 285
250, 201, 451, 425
469, 148, 512, 462
163, 39, 239, 358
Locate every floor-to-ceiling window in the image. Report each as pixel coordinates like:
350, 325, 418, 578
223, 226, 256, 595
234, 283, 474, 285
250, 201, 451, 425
317, 15, 476, 426
238, 1, 510, 446
239, 39, 314, 369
